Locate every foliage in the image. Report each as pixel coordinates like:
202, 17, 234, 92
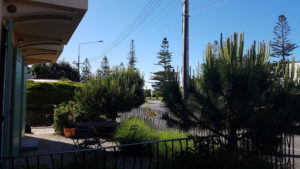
156, 37, 172, 71
30, 61, 80, 82
53, 101, 81, 133
114, 117, 187, 142
97, 55, 110, 77
144, 104, 157, 120
143, 89, 151, 97
114, 118, 158, 143
27, 81, 82, 105
128, 39, 137, 68
114, 118, 188, 156
146, 97, 163, 101
81, 58, 92, 82
163, 32, 300, 151
75, 67, 145, 121
271, 15, 298, 62
151, 37, 173, 95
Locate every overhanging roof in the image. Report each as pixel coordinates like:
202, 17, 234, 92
2, 0, 87, 65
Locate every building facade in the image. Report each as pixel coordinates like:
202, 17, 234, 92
0, 0, 87, 159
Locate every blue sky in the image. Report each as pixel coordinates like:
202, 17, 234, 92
59, 0, 300, 89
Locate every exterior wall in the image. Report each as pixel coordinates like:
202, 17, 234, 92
11, 48, 25, 155
0, 0, 4, 160
0, 0, 87, 162
1, 20, 26, 159
2, 20, 14, 159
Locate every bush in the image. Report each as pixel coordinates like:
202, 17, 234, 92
27, 81, 82, 105
114, 118, 188, 156
53, 101, 80, 133
114, 118, 188, 142
114, 118, 158, 143
163, 33, 300, 151
75, 67, 145, 122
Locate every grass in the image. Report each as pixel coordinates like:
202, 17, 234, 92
114, 117, 190, 157
145, 97, 163, 101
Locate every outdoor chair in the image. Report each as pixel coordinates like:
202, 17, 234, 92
70, 128, 100, 149
114, 124, 139, 145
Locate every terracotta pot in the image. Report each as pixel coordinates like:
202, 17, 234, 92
64, 128, 76, 138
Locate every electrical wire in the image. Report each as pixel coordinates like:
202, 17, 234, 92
91, 0, 165, 61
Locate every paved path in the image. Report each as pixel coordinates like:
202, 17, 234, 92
21, 127, 116, 156
294, 135, 300, 168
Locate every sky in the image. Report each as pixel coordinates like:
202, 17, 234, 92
59, 0, 300, 89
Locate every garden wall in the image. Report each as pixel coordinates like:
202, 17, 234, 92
26, 81, 82, 126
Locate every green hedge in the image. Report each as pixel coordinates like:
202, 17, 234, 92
27, 81, 83, 105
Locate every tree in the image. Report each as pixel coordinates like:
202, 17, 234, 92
128, 39, 137, 68
151, 37, 173, 95
156, 37, 172, 71
30, 61, 80, 81
271, 15, 298, 72
97, 55, 110, 77
144, 89, 152, 97
81, 58, 92, 82
75, 67, 145, 121
163, 33, 300, 151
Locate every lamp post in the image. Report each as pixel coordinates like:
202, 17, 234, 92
74, 40, 103, 77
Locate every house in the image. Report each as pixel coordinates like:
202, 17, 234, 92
0, 0, 87, 159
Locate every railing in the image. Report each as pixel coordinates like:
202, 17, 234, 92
0, 135, 295, 169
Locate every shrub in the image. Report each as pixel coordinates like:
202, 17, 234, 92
27, 81, 82, 105
163, 32, 300, 151
75, 67, 145, 122
53, 101, 80, 133
114, 118, 188, 157
114, 118, 158, 143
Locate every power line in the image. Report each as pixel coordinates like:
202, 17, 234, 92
106, 0, 179, 58
91, 0, 165, 61
91, 0, 228, 64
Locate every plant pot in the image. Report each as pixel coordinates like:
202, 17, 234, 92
64, 127, 76, 138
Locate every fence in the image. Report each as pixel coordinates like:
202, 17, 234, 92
26, 104, 55, 126
119, 107, 212, 136
0, 135, 295, 169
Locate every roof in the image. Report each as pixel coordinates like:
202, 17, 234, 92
2, 0, 88, 65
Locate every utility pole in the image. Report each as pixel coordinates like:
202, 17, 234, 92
182, 0, 189, 98
73, 40, 103, 78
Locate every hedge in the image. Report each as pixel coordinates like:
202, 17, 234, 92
27, 81, 83, 105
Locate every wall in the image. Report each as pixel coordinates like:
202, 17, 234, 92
0, 0, 4, 160
2, 20, 14, 159
1, 20, 26, 159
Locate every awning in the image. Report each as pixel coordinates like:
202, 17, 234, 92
2, 0, 88, 65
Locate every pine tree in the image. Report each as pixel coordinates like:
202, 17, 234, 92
271, 15, 298, 71
100, 55, 110, 76
128, 39, 137, 68
81, 58, 92, 82
151, 37, 173, 95
156, 37, 172, 71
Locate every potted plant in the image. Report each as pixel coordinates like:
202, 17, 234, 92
53, 101, 79, 137
63, 123, 76, 138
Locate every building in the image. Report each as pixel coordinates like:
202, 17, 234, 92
0, 0, 87, 159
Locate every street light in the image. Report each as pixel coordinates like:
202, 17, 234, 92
74, 40, 103, 77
